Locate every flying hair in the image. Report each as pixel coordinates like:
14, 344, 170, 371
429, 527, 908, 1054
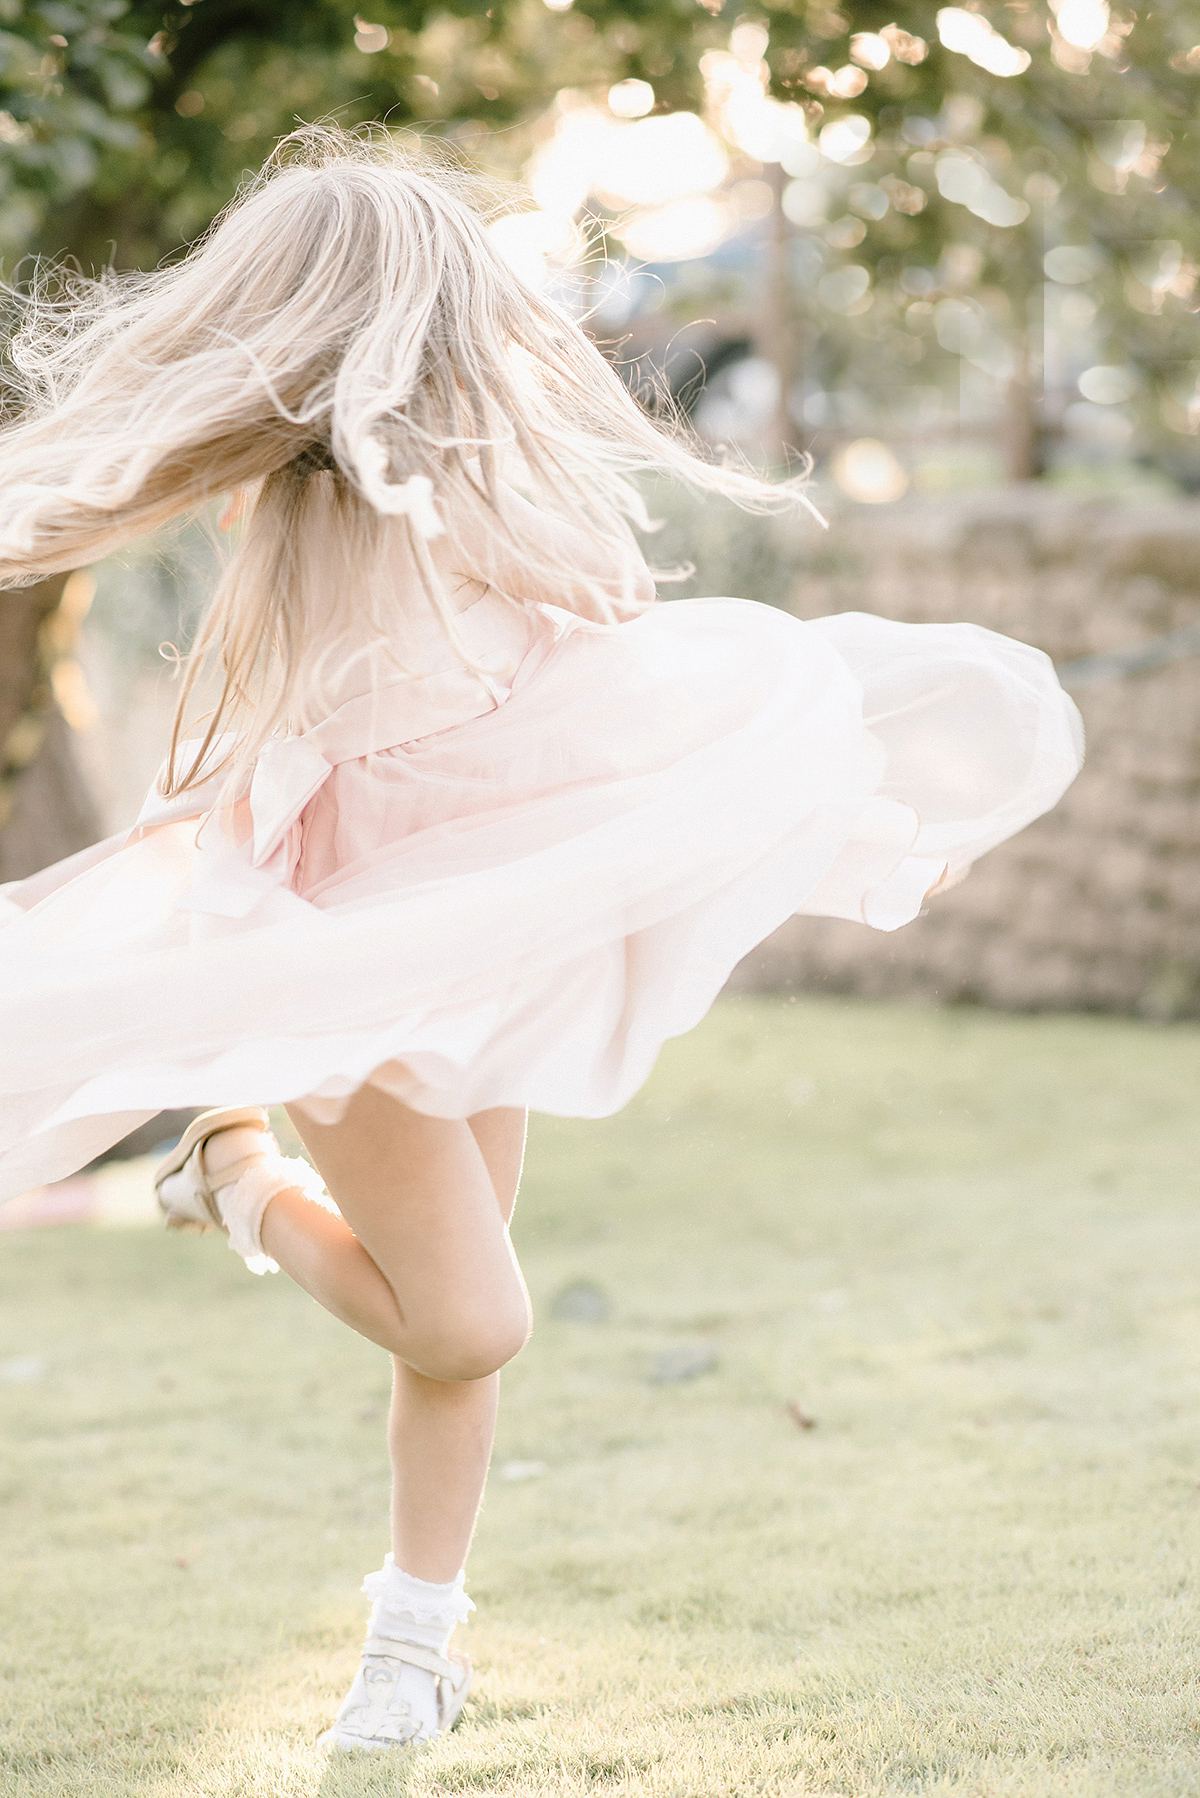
0, 124, 820, 798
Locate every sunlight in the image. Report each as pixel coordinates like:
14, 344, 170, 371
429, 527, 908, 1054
617, 195, 735, 262
935, 151, 1030, 227
818, 114, 873, 165
1053, 0, 1110, 51
849, 32, 891, 71
701, 28, 811, 165
831, 438, 909, 502
593, 111, 728, 207
529, 102, 728, 220
607, 78, 655, 118
936, 7, 1031, 76
488, 208, 583, 289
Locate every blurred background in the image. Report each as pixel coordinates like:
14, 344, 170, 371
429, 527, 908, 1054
7, 17, 1200, 1781
4, 0, 1200, 1024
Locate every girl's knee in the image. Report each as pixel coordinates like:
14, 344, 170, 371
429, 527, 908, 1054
411, 1299, 531, 1382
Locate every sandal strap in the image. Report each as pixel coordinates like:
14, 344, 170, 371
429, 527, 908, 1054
361, 1636, 466, 1686
195, 1149, 273, 1201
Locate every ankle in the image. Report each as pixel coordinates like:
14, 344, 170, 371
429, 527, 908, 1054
212, 1145, 337, 1273
362, 1555, 474, 1654
202, 1123, 276, 1187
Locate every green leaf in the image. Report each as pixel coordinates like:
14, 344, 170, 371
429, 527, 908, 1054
92, 48, 147, 106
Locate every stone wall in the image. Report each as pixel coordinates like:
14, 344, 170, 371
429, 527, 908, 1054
729, 487, 1200, 1018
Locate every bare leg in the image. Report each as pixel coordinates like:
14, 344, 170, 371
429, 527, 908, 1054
263, 1091, 529, 1378
277, 1094, 528, 1579
384, 1109, 526, 1578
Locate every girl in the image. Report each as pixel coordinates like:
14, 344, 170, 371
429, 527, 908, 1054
0, 128, 1082, 1752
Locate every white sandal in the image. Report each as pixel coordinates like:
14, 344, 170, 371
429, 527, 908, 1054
153, 1106, 274, 1232
320, 1638, 474, 1752
154, 1107, 337, 1273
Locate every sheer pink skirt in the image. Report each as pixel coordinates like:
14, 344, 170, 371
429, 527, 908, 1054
0, 594, 1082, 1196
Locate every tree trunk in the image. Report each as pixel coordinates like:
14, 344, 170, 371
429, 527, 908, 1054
1002, 280, 1048, 482
0, 576, 63, 742
0, 579, 104, 884
0, 197, 149, 886
1002, 344, 1048, 481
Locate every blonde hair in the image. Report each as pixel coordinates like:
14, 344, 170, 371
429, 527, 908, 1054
0, 125, 815, 796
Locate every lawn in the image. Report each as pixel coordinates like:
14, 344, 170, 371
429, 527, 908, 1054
3, 994, 1200, 1797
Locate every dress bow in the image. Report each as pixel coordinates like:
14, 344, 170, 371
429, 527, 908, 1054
134, 732, 336, 919
246, 735, 334, 867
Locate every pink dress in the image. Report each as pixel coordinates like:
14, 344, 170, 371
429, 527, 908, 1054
0, 578, 1083, 1198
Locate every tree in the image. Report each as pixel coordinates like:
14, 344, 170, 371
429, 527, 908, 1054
4, 0, 1200, 870
548, 2, 1200, 478
761, 2, 1200, 479
0, 0, 591, 873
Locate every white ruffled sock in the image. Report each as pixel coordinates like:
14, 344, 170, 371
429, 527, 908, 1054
200, 1126, 338, 1276
360, 1555, 474, 1740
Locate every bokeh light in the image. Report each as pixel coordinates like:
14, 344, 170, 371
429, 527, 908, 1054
849, 33, 891, 72
488, 209, 583, 289
1044, 244, 1104, 284
936, 8, 1031, 76
936, 152, 1029, 227
608, 79, 655, 119
831, 439, 909, 502
352, 16, 389, 53
1054, 0, 1110, 51
818, 115, 872, 165
1078, 364, 1138, 405
618, 195, 735, 262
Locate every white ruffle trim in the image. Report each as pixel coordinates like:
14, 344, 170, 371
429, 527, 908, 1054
218, 1151, 339, 1275
361, 1553, 475, 1629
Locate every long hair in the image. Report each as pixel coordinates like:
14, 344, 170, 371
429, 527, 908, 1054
0, 125, 816, 797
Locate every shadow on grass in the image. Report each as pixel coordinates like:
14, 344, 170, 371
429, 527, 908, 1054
316, 1749, 423, 1797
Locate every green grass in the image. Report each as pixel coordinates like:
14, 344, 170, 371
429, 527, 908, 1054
4, 994, 1200, 1797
